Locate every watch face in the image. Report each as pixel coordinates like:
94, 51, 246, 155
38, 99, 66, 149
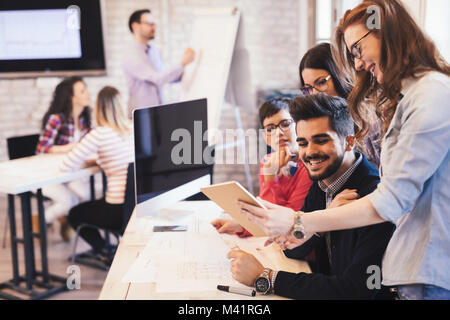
293, 230, 305, 240
254, 277, 270, 293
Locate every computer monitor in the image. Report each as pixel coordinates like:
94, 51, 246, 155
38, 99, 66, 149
0, 0, 106, 78
133, 99, 213, 217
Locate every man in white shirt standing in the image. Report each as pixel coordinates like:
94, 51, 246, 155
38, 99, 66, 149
123, 9, 195, 118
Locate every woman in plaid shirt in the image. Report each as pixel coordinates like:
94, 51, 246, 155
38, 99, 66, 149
35, 76, 93, 241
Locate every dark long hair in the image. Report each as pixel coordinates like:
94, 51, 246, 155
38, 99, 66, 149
299, 43, 352, 99
334, 0, 450, 141
41, 76, 91, 130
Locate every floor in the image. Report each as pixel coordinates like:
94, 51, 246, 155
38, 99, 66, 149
0, 194, 110, 300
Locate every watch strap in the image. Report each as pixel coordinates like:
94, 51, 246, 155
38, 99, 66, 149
293, 211, 306, 239
262, 267, 271, 279
295, 211, 302, 225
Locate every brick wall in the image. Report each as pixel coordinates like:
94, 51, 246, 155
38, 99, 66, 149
0, 0, 304, 193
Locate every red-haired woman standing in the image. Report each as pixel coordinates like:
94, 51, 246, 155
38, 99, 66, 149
240, 0, 450, 300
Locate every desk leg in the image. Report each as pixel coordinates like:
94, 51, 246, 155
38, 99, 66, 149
1, 193, 67, 300
36, 189, 50, 284
19, 193, 36, 291
7, 195, 20, 285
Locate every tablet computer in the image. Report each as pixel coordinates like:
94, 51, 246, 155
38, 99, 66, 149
201, 181, 267, 237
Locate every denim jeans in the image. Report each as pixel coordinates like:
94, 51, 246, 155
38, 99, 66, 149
398, 284, 450, 300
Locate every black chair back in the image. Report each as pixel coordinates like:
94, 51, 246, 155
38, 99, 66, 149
121, 163, 135, 234
7, 134, 40, 160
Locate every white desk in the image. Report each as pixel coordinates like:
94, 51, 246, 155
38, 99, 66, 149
0, 153, 101, 300
99, 201, 310, 300
0, 154, 100, 194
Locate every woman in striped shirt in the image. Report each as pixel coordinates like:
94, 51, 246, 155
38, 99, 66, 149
60, 86, 134, 262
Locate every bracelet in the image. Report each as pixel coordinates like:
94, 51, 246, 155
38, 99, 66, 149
271, 270, 278, 293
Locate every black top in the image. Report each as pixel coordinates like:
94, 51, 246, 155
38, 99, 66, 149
274, 155, 395, 300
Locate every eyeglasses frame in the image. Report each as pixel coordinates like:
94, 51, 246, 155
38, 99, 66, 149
263, 119, 295, 134
349, 30, 373, 61
300, 75, 332, 95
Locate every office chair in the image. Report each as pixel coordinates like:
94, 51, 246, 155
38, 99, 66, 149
69, 163, 135, 270
3, 134, 46, 248
7, 134, 40, 160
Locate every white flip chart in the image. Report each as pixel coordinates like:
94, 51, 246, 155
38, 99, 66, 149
181, 7, 241, 138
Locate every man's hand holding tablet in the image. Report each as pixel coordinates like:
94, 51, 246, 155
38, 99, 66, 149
201, 181, 268, 237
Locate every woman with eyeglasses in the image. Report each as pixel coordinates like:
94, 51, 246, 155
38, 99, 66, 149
239, 0, 450, 300
299, 42, 382, 168
212, 98, 312, 237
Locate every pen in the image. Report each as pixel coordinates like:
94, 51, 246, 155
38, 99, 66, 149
217, 285, 256, 297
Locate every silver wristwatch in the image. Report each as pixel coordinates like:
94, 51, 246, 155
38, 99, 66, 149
254, 268, 272, 294
292, 211, 306, 240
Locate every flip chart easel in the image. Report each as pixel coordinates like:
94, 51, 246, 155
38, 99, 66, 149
181, 7, 255, 193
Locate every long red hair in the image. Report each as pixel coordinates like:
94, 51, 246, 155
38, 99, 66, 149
333, 0, 450, 141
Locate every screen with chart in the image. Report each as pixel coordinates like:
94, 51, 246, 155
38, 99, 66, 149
0, 9, 82, 60
0, 0, 106, 78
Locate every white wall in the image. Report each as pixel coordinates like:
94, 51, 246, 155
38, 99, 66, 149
401, 0, 427, 26
401, 0, 449, 62
424, 0, 450, 61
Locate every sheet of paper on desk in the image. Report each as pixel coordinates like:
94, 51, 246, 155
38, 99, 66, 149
122, 231, 223, 271
121, 233, 166, 283
125, 214, 214, 243
155, 258, 240, 293
121, 229, 244, 292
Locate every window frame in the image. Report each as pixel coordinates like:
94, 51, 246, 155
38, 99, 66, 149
312, 0, 361, 45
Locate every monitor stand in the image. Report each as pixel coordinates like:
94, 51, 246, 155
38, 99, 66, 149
153, 208, 195, 222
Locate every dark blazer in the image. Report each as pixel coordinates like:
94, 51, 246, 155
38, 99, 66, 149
274, 155, 395, 300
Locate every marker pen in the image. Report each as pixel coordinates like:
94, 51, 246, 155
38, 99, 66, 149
217, 285, 256, 297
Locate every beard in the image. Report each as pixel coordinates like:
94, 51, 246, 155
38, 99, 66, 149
304, 153, 344, 182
